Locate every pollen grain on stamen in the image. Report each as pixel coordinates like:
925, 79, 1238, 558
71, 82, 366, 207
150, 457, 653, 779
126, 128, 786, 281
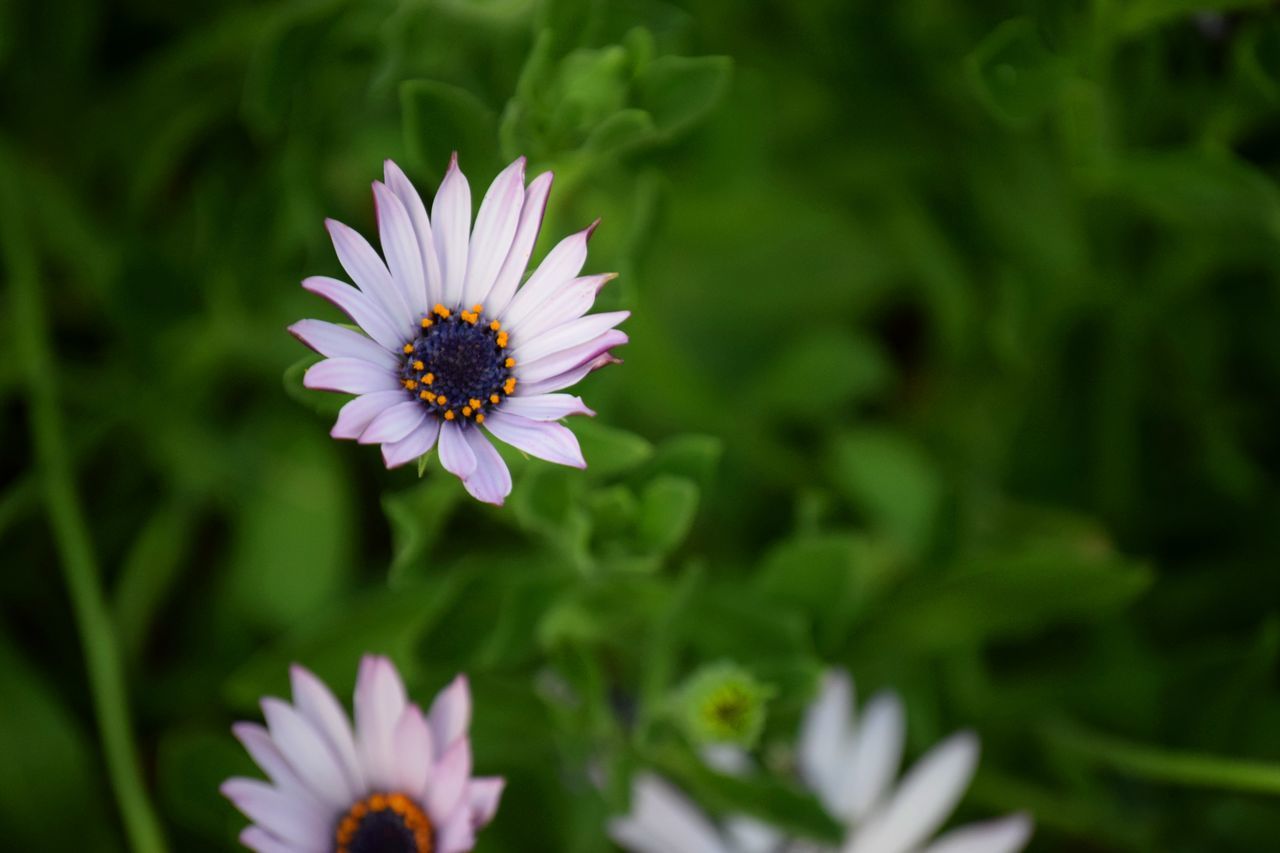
400, 306, 516, 423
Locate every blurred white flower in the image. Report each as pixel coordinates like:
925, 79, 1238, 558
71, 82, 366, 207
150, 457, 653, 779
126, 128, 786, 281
609, 669, 1031, 853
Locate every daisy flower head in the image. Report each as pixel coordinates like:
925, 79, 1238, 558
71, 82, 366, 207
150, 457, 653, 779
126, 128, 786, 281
290, 154, 628, 505
222, 656, 503, 853
609, 669, 1032, 853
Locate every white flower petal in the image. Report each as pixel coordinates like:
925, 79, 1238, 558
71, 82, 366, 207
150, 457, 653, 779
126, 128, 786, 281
304, 358, 400, 395
516, 337, 626, 397
462, 157, 526, 308
425, 736, 471, 822
435, 806, 477, 853
391, 704, 435, 801
358, 400, 427, 445
516, 329, 628, 386
232, 723, 315, 805
325, 219, 413, 331
608, 774, 728, 853
499, 393, 594, 421
500, 221, 595, 328
724, 815, 784, 853
353, 655, 408, 792
798, 670, 854, 810
240, 826, 318, 853
467, 777, 505, 828
486, 171, 553, 315
373, 181, 427, 317
302, 276, 404, 351
288, 665, 365, 792
288, 319, 398, 370
384, 159, 442, 310
509, 310, 629, 365
260, 698, 356, 809
838, 691, 905, 821
510, 273, 615, 341
221, 778, 330, 850
432, 153, 472, 309
437, 421, 477, 479
923, 813, 1034, 853
427, 674, 471, 750
460, 426, 512, 506
381, 418, 441, 469
484, 411, 585, 468
331, 391, 405, 440
845, 731, 981, 853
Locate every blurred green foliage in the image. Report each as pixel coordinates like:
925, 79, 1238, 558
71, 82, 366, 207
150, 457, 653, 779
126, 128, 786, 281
4, 0, 1280, 850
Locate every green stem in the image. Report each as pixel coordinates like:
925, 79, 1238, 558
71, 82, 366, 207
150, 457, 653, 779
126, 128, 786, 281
1, 155, 168, 852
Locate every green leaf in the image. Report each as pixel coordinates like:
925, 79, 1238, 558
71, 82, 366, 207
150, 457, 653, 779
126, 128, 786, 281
635, 474, 699, 554
401, 80, 499, 181
575, 419, 654, 477
642, 434, 722, 491
831, 429, 943, 555
582, 108, 656, 158
1108, 0, 1270, 38
384, 474, 463, 586
283, 355, 344, 418
761, 332, 893, 412
966, 17, 1068, 126
157, 728, 247, 840
634, 54, 732, 138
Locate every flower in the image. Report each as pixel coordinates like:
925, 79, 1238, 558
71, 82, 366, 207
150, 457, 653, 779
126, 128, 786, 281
609, 669, 1032, 853
676, 662, 774, 748
290, 154, 628, 505
222, 655, 503, 853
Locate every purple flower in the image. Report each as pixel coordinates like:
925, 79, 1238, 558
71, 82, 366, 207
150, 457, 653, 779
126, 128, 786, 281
222, 656, 503, 853
290, 154, 627, 504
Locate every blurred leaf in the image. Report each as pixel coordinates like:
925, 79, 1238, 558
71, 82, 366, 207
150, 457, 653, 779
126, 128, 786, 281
831, 429, 943, 555
761, 332, 893, 412
1109, 0, 1271, 38
635, 474, 698, 555
641, 434, 722, 491
283, 355, 344, 418
634, 54, 732, 138
157, 728, 246, 840
575, 419, 654, 477
966, 17, 1067, 126
583, 108, 656, 158
401, 80, 499, 181
384, 474, 463, 586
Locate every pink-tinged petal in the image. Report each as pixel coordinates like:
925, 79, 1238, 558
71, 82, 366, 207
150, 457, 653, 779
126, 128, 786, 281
288, 319, 398, 370
499, 220, 596, 328
221, 778, 330, 850
390, 705, 435, 800
509, 310, 628, 365
517, 352, 621, 398
434, 807, 477, 853
373, 181, 427, 316
467, 777, 505, 828
922, 814, 1034, 853
304, 358, 401, 395
325, 219, 413, 331
432, 153, 472, 308
484, 412, 585, 469
382, 418, 441, 469
232, 723, 315, 805
331, 391, 405, 440
261, 698, 357, 809
427, 675, 472, 750
460, 427, 512, 506
424, 737, 472, 822
359, 400, 427, 445
462, 157, 525, 308
288, 665, 364, 792
607, 773, 728, 853
385, 160, 443, 309
486, 171, 553, 315
239, 826, 316, 853
507, 273, 615, 341
354, 655, 409, 791
498, 393, 594, 421
302, 276, 404, 351
437, 421, 477, 479
516, 329, 628, 385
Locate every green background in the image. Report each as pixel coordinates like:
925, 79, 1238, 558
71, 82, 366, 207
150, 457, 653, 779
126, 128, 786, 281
4, 0, 1280, 850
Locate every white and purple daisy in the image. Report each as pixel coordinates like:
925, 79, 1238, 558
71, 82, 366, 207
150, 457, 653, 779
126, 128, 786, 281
290, 154, 628, 505
222, 656, 503, 853
609, 670, 1032, 853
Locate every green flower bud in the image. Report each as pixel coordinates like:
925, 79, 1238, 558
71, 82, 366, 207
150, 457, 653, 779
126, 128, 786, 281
675, 662, 773, 748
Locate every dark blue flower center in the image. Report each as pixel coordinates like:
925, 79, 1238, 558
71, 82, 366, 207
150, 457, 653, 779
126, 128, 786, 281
336, 793, 432, 853
399, 304, 517, 426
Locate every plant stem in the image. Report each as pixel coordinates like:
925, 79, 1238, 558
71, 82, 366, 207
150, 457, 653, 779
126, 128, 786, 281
1, 153, 168, 852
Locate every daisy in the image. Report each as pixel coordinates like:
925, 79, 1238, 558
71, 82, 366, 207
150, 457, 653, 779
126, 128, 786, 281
609, 670, 1032, 853
222, 655, 504, 853
290, 154, 628, 505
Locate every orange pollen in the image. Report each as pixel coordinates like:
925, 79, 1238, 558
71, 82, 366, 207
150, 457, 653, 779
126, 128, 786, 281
412, 360, 425, 371
472, 304, 484, 313
403, 379, 418, 390
433, 304, 451, 318
402, 344, 414, 354
469, 398, 482, 409
436, 395, 447, 405
490, 394, 501, 405
489, 320, 501, 331
496, 332, 509, 348
462, 406, 472, 417
503, 378, 517, 394
421, 317, 433, 328
419, 390, 434, 402
444, 410, 455, 421
504, 357, 516, 368
335, 792, 433, 853
475, 413, 485, 424
423, 373, 434, 385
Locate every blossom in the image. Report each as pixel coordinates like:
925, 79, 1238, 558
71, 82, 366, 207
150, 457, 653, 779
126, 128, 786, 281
222, 656, 503, 853
290, 154, 627, 504
609, 670, 1031, 853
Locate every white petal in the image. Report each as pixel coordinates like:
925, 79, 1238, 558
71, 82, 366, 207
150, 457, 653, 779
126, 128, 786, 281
325, 219, 413, 331
484, 411, 585, 468
508, 273, 615, 341
724, 816, 784, 853
390, 704, 435, 800
516, 329, 628, 385
220, 778, 330, 850
517, 342, 625, 396
498, 393, 594, 421
288, 319, 398, 370
508, 310, 629, 365
358, 400, 427, 445
608, 774, 728, 853
425, 736, 471, 822
432, 153, 472, 309
373, 181, 427, 317
384, 159, 443, 309
435, 806, 477, 853
240, 826, 317, 853
427, 674, 471, 750
353, 655, 408, 791
462, 157, 525, 308
382, 418, 441, 469
798, 670, 854, 811
486, 171, 553, 315
923, 814, 1034, 853
437, 421, 477, 479
837, 691, 905, 820
331, 391, 406, 440
467, 777, 505, 828
304, 358, 400, 395
460, 426, 512, 506
232, 723, 315, 805
288, 665, 364, 792
845, 732, 981, 853
499, 221, 595, 328
260, 698, 356, 809
302, 276, 404, 351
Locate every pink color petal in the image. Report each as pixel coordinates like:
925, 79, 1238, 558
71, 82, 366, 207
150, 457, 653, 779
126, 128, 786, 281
509, 310, 629, 365
435, 807, 477, 853
325, 219, 413, 331
382, 418, 441, 469
432, 153, 472, 309
358, 400, 427, 445
288, 665, 365, 792
373, 181, 427, 316
302, 276, 403, 351
354, 655, 409, 792
462, 157, 525, 308
498, 393, 594, 421
517, 351, 622, 398
424, 737, 472, 822
460, 427, 512, 506
508, 273, 615, 342
484, 411, 586, 469
232, 723, 315, 805
261, 698, 357, 809
499, 220, 595, 328
437, 421, 477, 479
385, 160, 443, 309
516, 329, 628, 385
486, 171, 553, 315
304, 358, 401, 395
288, 319, 398, 370
467, 777, 505, 828
239, 826, 315, 853
220, 778, 330, 851
427, 675, 472, 751
391, 704, 435, 801
331, 391, 406, 440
